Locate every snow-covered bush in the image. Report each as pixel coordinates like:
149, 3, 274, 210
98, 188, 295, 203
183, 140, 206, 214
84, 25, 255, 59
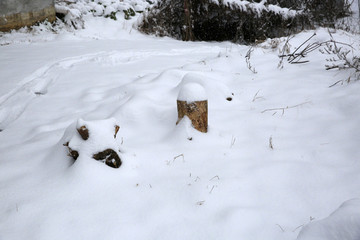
321, 39, 360, 83
140, 0, 310, 43
253, 0, 351, 23
139, 0, 351, 43
305, 0, 351, 24
55, 0, 154, 29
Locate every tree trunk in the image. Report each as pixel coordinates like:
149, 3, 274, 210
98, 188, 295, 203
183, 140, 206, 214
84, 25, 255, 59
183, 0, 194, 41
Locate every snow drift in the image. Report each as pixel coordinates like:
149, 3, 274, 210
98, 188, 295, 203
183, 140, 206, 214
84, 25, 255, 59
297, 198, 360, 240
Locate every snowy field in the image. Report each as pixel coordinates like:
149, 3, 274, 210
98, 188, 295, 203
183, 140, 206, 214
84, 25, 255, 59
1, 4, 360, 240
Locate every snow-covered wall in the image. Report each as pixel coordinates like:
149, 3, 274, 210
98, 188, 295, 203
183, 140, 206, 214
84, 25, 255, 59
0, 0, 55, 32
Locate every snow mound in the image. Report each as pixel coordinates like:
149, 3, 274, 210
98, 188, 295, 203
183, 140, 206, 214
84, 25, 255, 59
297, 198, 360, 240
178, 82, 207, 102
177, 72, 234, 103
173, 115, 198, 140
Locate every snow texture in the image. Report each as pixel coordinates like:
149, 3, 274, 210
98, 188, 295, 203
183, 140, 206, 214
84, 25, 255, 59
297, 199, 360, 240
0, 2, 359, 240
54, 0, 152, 29
216, 0, 299, 18
177, 82, 207, 102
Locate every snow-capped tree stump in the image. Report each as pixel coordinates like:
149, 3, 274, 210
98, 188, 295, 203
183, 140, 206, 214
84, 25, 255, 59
63, 118, 122, 168
176, 83, 208, 133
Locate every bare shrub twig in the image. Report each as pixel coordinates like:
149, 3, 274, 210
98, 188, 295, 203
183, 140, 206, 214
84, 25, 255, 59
261, 101, 312, 115
245, 47, 257, 74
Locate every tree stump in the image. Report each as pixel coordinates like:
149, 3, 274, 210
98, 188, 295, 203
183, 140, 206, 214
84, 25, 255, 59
177, 83, 208, 133
63, 118, 122, 168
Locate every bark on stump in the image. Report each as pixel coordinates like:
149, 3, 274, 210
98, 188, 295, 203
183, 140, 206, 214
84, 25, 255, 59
177, 100, 208, 133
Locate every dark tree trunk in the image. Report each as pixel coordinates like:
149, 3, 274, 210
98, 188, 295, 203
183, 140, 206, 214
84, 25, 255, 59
183, 0, 194, 41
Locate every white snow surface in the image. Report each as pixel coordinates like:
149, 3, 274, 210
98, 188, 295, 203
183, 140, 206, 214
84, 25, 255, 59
297, 198, 360, 240
178, 82, 207, 102
0, 6, 360, 240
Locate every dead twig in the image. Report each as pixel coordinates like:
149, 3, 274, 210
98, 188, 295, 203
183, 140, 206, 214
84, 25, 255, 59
292, 216, 315, 232
252, 90, 264, 102
167, 154, 185, 165
269, 136, 274, 150
196, 200, 205, 205
321, 36, 359, 82
279, 33, 317, 64
261, 101, 311, 115
328, 80, 344, 88
276, 224, 285, 232
230, 136, 236, 148
173, 154, 184, 162
209, 175, 220, 181
245, 47, 257, 74
279, 32, 355, 67
209, 185, 217, 194
292, 224, 304, 232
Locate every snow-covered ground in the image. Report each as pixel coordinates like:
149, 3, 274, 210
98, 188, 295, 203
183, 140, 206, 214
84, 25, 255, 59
0, 3, 360, 240
297, 198, 360, 240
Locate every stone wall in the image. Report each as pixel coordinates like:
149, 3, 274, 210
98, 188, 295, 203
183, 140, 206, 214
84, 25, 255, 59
0, 0, 55, 32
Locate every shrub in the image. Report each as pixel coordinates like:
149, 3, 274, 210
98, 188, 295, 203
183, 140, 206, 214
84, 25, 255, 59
139, 0, 351, 43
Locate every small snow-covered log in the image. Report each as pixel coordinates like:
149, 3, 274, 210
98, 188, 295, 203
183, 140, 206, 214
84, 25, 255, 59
63, 118, 122, 168
177, 83, 208, 133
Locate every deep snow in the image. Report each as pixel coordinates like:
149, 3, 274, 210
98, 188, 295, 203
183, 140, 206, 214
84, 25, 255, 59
178, 81, 207, 102
297, 198, 360, 240
0, 2, 360, 240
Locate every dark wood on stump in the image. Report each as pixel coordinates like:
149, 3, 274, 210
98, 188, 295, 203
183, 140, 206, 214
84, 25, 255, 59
114, 125, 120, 138
77, 126, 89, 140
63, 142, 79, 160
93, 149, 122, 168
177, 100, 208, 133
